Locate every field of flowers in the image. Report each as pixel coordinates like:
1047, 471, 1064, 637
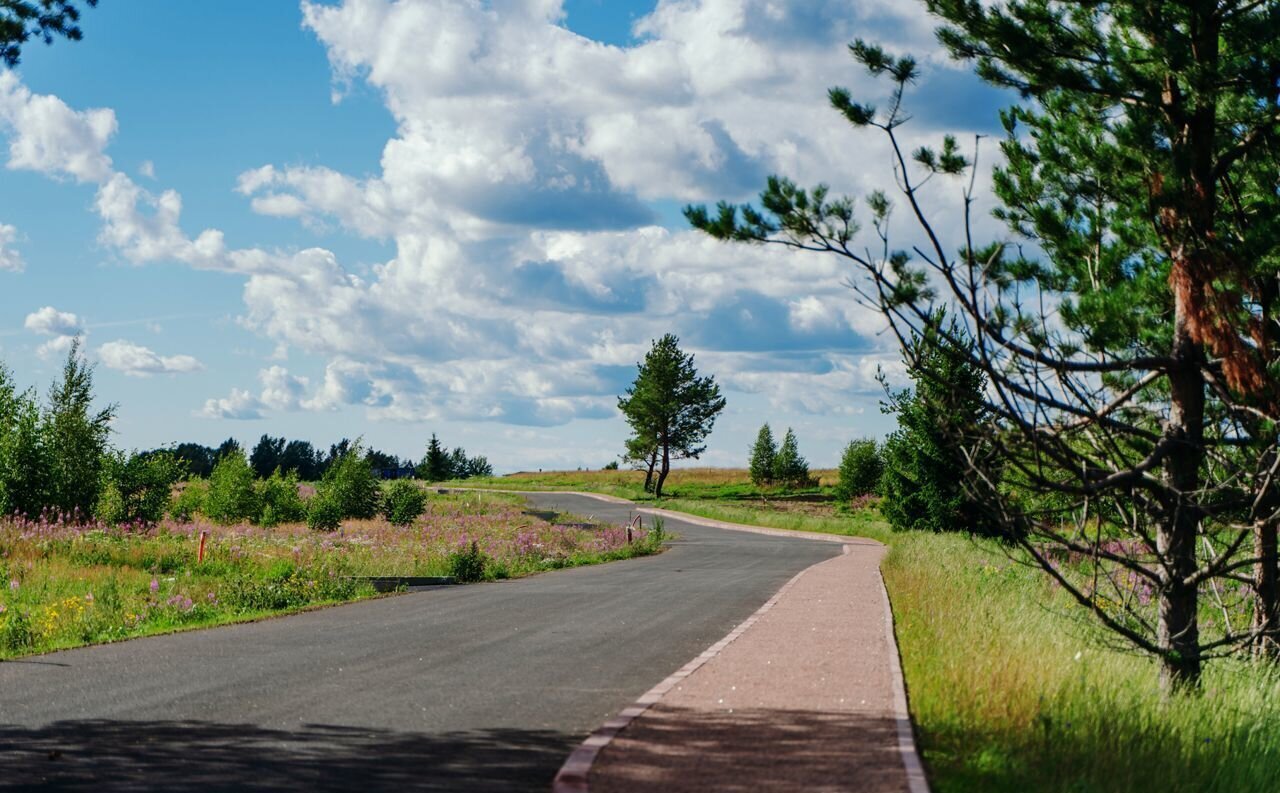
0, 492, 659, 659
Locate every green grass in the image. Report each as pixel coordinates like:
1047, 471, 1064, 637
446, 467, 838, 501
494, 468, 1280, 792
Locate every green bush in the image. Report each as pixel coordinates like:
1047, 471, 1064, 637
306, 491, 342, 532
204, 451, 261, 524
382, 479, 426, 527
0, 376, 49, 519
322, 442, 379, 519
255, 469, 306, 527
96, 450, 183, 526
169, 480, 208, 522
448, 540, 489, 582
836, 439, 882, 500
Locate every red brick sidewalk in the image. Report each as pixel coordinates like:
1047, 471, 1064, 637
553, 518, 928, 793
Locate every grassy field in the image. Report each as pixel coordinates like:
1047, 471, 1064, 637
448, 467, 839, 501
480, 469, 1280, 793
0, 491, 661, 660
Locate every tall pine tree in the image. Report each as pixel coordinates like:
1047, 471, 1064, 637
618, 335, 726, 497
689, 0, 1280, 686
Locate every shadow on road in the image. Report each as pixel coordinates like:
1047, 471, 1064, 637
591, 707, 909, 792
0, 719, 577, 792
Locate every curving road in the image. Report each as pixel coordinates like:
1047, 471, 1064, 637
0, 493, 838, 791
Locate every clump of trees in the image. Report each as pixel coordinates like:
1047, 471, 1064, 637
0, 342, 180, 524
690, 0, 1280, 688
618, 334, 726, 497
748, 423, 812, 490
416, 434, 493, 481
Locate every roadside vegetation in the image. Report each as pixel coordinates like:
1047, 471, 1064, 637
0, 490, 662, 660
0, 351, 662, 660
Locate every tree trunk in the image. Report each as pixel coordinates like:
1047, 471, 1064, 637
1254, 517, 1279, 658
1159, 299, 1205, 689
654, 441, 671, 498
643, 448, 658, 493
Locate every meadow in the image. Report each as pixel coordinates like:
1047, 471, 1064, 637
477, 468, 1280, 793
0, 491, 660, 660
451, 466, 839, 501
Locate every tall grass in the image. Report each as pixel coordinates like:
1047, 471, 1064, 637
884, 532, 1280, 793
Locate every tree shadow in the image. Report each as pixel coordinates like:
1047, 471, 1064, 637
591, 706, 910, 792
0, 719, 577, 792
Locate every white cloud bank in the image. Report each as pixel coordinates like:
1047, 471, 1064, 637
0, 1, 999, 435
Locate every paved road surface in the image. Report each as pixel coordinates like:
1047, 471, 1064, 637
0, 493, 838, 791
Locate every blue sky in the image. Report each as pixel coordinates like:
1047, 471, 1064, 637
0, 0, 1008, 471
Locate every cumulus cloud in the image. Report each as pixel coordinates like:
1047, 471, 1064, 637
197, 388, 264, 421
97, 340, 203, 377
1, 2, 1006, 433
0, 70, 116, 182
24, 306, 82, 336
0, 222, 21, 272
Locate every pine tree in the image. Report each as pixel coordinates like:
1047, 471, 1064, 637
618, 335, 726, 497
1, 1, 98, 67
687, 1, 1280, 686
772, 428, 809, 489
879, 323, 999, 537
748, 423, 777, 487
417, 434, 451, 482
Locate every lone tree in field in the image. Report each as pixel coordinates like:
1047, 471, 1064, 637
417, 434, 451, 482
1, 0, 98, 67
618, 334, 726, 498
748, 423, 777, 486
689, 1, 1280, 688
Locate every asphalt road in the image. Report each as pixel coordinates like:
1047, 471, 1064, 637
0, 493, 838, 792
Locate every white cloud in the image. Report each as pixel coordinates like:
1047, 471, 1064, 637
197, 388, 264, 421
0, 70, 116, 183
259, 365, 310, 410
1, 3, 1000, 437
36, 334, 76, 360
0, 222, 22, 272
97, 340, 203, 377
138, 160, 155, 179
24, 306, 82, 336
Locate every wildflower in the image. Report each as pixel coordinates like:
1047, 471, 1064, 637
149, 578, 159, 594
84, 593, 94, 603
8, 579, 17, 592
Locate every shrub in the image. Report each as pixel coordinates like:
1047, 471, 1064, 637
322, 442, 379, 519
382, 479, 426, 527
96, 450, 183, 526
306, 491, 342, 532
169, 480, 208, 522
836, 439, 883, 501
602, 460, 619, 470
204, 450, 261, 524
772, 427, 811, 489
256, 469, 306, 527
448, 540, 489, 582
748, 423, 777, 486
